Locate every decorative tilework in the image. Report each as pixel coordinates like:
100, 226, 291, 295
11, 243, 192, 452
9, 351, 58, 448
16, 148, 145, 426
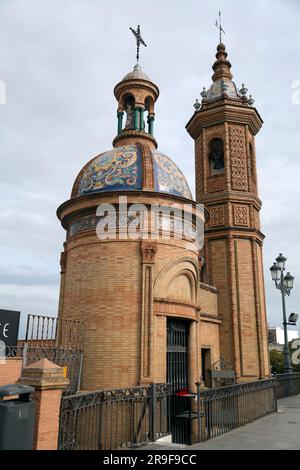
69, 213, 140, 237
70, 215, 99, 236
74, 144, 192, 200
152, 151, 192, 199
206, 79, 241, 101
77, 144, 142, 195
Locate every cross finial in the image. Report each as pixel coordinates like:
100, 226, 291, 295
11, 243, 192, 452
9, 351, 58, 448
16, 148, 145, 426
130, 25, 147, 64
215, 10, 225, 44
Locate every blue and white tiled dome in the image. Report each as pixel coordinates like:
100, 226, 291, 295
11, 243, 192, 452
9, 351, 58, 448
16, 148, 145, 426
72, 143, 192, 200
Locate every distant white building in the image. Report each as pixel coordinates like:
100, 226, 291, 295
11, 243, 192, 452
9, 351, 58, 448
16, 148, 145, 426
268, 326, 299, 345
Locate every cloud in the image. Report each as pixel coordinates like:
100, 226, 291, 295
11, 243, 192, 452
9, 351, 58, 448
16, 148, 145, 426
0, 0, 299, 336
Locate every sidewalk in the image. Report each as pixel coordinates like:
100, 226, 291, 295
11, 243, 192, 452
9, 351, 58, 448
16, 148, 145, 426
143, 395, 300, 450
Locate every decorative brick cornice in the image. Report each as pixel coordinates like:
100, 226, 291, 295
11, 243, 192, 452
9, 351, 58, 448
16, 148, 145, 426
205, 225, 265, 239
186, 103, 263, 140
112, 129, 158, 149
199, 312, 222, 324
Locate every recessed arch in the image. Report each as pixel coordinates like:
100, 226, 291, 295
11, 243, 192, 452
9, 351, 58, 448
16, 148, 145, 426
154, 256, 198, 305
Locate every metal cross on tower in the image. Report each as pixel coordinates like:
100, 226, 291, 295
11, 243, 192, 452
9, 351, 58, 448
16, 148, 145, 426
130, 25, 147, 63
215, 10, 225, 44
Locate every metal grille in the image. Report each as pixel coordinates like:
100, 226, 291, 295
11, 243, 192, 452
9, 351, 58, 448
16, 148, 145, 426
167, 319, 188, 391
167, 319, 190, 444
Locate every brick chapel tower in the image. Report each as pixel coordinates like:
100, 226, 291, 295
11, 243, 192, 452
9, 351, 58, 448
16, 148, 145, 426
186, 42, 270, 380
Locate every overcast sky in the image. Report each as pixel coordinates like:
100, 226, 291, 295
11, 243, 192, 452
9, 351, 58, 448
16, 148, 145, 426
0, 0, 299, 337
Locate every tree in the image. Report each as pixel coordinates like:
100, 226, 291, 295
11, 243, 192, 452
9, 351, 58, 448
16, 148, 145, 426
269, 349, 284, 374
269, 340, 300, 374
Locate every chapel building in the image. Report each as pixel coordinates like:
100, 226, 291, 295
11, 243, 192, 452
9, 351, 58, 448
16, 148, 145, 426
56, 39, 270, 391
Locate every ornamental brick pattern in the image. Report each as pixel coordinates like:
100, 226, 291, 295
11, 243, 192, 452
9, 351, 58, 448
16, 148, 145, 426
233, 204, 249, 226
229, 125, 248, 192
210, 206, 225, 226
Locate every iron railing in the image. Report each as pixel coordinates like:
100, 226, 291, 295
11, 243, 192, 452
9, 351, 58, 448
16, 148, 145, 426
196, 379, 277, 442
58, 379, 279, 449
58, 383, 173, 450
275, 372, 300, 398
25, 314, 84, 350
4, 344, 83, 396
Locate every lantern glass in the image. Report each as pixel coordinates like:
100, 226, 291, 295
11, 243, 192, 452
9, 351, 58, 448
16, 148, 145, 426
276, 253, 287, 270
270, 263, 281, 281
284, 272, 294, 290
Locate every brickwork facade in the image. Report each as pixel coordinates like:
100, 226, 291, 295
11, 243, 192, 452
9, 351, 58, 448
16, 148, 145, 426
56, 42, 270, 393
186, 43, 270, 380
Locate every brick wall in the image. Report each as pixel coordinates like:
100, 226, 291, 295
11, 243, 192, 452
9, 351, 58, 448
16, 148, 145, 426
0, 358, 22, 387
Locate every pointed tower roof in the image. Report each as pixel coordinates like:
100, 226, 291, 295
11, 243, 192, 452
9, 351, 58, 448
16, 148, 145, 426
186, 41, 263, 139
122, 63, 152, 82
202, 43, 242, 102
212, 43, 233, 82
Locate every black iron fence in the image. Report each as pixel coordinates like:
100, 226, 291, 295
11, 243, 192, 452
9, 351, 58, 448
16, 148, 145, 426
58, 379, 280, 449
58, 384, 173, 450
195, 379, 277, 442
275, 372, 300, 398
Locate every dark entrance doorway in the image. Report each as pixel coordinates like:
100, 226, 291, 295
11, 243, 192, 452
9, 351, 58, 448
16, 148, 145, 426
201, 348, 212, 388
167, 318, 190, 444
167, 319, 188, 389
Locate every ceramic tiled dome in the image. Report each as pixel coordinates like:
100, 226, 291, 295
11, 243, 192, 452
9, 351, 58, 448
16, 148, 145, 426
72, 143, 192, 200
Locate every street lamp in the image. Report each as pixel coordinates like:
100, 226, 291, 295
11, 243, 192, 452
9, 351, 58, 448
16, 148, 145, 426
270, 253, 295, 374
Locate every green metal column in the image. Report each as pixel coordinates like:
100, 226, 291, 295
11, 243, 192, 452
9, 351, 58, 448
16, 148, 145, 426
140, 107, 145, 131
117, 111, 124, 134
148, 115, 154, 136
134, 107, 139, 130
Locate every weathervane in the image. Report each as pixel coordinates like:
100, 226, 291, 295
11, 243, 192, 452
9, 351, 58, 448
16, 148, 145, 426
215, 10, 225, 43
130, 25, 147, 63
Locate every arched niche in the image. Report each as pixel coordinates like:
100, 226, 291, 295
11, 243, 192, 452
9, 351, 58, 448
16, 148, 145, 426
154, 257, 198, 305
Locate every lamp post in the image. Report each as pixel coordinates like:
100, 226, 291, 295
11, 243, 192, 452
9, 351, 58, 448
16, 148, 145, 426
270, 253, 295, 374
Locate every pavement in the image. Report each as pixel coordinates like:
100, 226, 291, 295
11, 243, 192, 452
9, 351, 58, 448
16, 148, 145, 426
142, 395, 300, 450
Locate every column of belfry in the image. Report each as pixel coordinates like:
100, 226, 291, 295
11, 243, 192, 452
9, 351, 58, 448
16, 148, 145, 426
186, 42, 270, 380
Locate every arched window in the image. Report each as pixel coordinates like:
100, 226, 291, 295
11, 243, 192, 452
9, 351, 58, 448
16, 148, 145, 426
123, 94, 135, 130
209, 138, 224, 174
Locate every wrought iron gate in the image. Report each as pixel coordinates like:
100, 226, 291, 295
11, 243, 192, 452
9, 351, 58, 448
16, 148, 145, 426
167, 319, 190, 444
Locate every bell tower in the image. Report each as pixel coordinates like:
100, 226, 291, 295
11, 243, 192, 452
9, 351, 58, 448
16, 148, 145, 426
186, 42, 270, 380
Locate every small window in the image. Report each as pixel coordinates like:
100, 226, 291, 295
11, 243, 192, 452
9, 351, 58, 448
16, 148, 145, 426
209, 138, 224, 174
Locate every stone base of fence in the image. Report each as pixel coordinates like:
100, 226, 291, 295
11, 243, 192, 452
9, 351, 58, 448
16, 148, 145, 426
18, 358, 69, 450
